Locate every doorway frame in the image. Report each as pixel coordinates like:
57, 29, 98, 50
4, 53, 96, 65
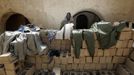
73, 11, 102, 29
1, 12, 30, 32
76, 14, 89, 29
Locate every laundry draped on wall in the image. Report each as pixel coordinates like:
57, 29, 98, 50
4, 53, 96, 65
0, 21, 129, 61
0, 23, 74, 62
39, 23, 74, 62
72, 21, 128, 58
0, 24, 47, 61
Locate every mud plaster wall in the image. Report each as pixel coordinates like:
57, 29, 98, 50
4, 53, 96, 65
0, 0, 134, 33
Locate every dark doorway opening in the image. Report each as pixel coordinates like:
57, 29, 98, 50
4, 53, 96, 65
132, 23, 134, 29
76, 15, 88, 29
73, 11, 102, 29
5, 13, 30, 31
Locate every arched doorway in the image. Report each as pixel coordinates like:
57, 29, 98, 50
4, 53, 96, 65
76, 15, 88, 29
73, 11, 102, 29
132, 23, 134, 29
5, 13, 30, 31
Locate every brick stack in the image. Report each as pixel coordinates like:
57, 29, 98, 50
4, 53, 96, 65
0, 53, 23, 75
62, 70, 115, 75
0, 66, 6, 75
0, 28, 134, 75
39, 27, 133, 71
22, 65, 35, 75
0, 27, 133, 75
116, 49, 134, 75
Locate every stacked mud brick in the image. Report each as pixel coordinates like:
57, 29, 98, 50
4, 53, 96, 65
0, 53, 23, 75
25, 39, 71, 71
21, 65, 35, 75
62, 70, 115, 75
116, 49, 134, 75
24, 27, 134, 72
0, 53, 35, 75
116, 29, 134, 75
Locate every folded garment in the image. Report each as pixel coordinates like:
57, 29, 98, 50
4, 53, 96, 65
40, 30, 57, 46
26, 33, 38, 55
72, 30, 83, 58
0, 31, 21, 54
72, 30, 95, 58
83, 31, 95, 57
0, 31, 48, 61
10, 34, 26, 60
95, 21, 127, 49
56, 23, 74, 40
55, 29, 63, 39
63, 23, 74, 40
32, 32, 48, 55
18, 24, 40, 32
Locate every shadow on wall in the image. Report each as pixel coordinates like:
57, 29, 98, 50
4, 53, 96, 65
1, 12, 30, 31
73, 11, 102, 29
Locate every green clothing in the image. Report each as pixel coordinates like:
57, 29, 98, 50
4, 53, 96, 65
72, 21, 127, 58
72, 30, 83, 58
83, 31, 95, 57
96, 21, 127, 49
72, 30, 95, 58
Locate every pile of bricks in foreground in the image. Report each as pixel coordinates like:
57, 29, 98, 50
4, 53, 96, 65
62, 70, 115, 75
0, 53, 35, 75
0, 53, 24, 75
26, 28, 134, 71
116, 50, 134, 75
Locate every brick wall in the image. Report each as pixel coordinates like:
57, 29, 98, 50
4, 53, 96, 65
26, 27, 134, 71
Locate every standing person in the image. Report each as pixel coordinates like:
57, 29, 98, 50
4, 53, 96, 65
57, 12, 74, 56
60, 12, 73, 29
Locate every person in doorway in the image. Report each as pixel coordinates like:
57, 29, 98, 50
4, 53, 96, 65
60, 12, 73, 29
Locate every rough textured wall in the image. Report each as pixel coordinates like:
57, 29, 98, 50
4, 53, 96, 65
0, 0, 134, 32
